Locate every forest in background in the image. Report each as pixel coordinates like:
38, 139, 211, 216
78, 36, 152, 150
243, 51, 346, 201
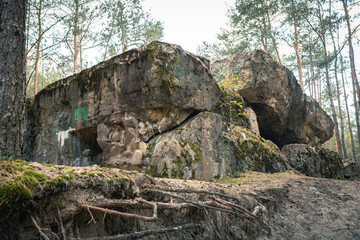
25, 0, 360, 161
198, 0, 360, 161
25, 0, 163, 96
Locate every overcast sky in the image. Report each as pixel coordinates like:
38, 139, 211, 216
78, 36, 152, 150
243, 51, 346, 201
142, 0, 235, 54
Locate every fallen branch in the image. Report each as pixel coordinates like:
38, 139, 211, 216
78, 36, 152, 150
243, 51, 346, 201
78, 202, 158, 221
68, 223, 201, 240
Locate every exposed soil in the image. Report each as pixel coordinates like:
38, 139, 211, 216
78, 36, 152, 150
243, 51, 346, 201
1, 161, 359, 239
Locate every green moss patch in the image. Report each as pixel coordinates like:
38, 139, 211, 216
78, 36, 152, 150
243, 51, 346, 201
216, 175, 247, 185
0, 160, 132, 217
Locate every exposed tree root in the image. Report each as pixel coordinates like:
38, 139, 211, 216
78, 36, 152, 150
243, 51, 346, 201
69, 223, 201, 240
78, 200, 158, 221
56, 207, 66, 240
141, 183, 261, 218
30, 215, 59, 240
29, 180, 269, 239
97, 198, 192, 210
141, 188, 256, 220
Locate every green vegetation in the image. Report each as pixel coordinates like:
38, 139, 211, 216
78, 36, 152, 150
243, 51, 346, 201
41, 163, 53, 167
0, 160, 124, 217
214, 87, 249, 128
216, 175, 247, 185
24, 170, 47, 182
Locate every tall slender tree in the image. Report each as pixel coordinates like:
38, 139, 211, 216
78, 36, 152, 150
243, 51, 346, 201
342, 0, 360, 149
0, 0, 27, 158
340, 52, 357, 160
329, 0, 347, 158
302, 0, 343, 157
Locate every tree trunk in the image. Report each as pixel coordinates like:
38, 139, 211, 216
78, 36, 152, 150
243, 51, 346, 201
309, 37, 316, 101
334, 127, 338, 153
80, 43, 83, 71
121, 24, 126, 53
266, 12, 282, 65
329, 0, 347, 158
25, 2, 31, 71
319, 70, 322, 107
352, 71, 360, 147
291, 0, 304, 93
322, 34, 343, 157
73, 1, 79, 74
342, 0, 360, 148
340, 53, 357, 161
0, 0, 27, 158
103, 22, 115, 61
34, 0, 42, 97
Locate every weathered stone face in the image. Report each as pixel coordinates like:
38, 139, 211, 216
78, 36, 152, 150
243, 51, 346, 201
211, 50, 334, 148
145, 112, 289, 181
281, 144, 344, 179
24, 41, 221, 167
343, 159, 360, 180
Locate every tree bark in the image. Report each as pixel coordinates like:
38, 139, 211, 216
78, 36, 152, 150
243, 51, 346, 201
34, 0, 42, 97
342, 0, 360, 148
25, 2, 31, 71
0, 0, 27, 158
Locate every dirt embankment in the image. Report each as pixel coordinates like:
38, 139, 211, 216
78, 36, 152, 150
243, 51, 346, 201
1, 160, 359, 240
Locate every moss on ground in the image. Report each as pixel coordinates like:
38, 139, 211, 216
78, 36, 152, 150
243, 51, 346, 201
216, 174, 247, 185
0, 160, 131, 217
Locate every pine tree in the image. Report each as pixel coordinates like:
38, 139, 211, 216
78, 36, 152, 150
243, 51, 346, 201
0, 0, 27, 158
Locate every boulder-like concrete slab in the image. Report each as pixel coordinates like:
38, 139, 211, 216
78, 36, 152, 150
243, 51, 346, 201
212, 50, 334, 148
24, 41, 221, 167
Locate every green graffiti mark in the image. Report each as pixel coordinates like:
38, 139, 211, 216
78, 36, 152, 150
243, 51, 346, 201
74, 107, 88, 120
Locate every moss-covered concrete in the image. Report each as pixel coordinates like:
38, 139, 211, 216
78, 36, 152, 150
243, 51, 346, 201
315, 147, 344, 180
230, 127, 288, 173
